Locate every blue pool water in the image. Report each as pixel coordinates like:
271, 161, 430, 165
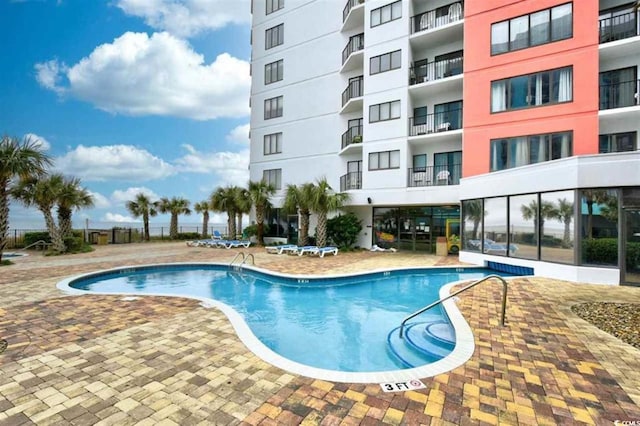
70, 265, 509, 372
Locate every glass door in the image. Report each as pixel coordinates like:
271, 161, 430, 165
623, 208, 640, 285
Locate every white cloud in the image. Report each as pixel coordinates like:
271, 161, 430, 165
111, 186, 159, 204
24, 133, 51, 151
35, 32, 250, 120
115, 0, 250, 38
226, 123, 249, 145
55, 145, 175, 182
88, 191, 111, 208
174, 144, 249, 186
102, 212, 140, 222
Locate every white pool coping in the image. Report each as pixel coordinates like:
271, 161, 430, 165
56, 262, 512, 384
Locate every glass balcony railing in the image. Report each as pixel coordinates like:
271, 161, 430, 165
341, 125, 363, 149
411, 1, 463, 34
599, 11, 639, 44
342, 33, 364, 65
340, 171, 362, 191
599, 80, 640, 110
343, 0, 364, 23
410, 55, 463, 85
408, 110, 463, 136
342, 76, 364, 107
407, 165, 461, 187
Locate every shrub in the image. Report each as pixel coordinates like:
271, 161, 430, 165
24, 232, 51, 247
327, 213, 362, 250
582, 238, 618, 265
243, 224, 270, 238
175, 232, 201, 240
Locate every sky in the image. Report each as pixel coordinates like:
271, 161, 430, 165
1, 0, 252, 229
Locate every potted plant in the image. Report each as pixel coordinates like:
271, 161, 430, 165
352, 135, 362, 143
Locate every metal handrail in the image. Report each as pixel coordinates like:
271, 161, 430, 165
21, 240, 51, 250
399, 274, 508, 338
240, 253, 255, 266
229, 252, 245, 267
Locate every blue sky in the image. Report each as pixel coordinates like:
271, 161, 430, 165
1, 0, 251, 228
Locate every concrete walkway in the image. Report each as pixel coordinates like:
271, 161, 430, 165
0, 242, 639, 425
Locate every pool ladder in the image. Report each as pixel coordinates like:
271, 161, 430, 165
229, 252, 255, 271
398, 275, 508, 338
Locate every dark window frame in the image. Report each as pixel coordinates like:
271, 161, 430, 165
490, 130, 574, 171
263, 168, 282, 189
370, 0, 402, 28
599, 131, 637, 153
369, 100, 401, 123
369, 150, 401, 171
370, 50, 401, 75
264, 59, 283, 85
264, 96, 283, 120
263, 132, 283, 155
266, 0, 284, 15
265, 24, 284, 50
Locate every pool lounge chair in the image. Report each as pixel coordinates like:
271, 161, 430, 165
221, 240, 252, 249
265, 244, 297, 254
212, 230, 223, 240
297, 246, 339, 257
294, 246, 319, 256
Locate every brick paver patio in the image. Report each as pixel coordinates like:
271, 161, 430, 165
1, 242, 639, 425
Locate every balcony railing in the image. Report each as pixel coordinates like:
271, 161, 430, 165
410, 55, 463, 85
340, 171, 362, 191
342, 76, 364, 107
341, 125, 363, 149
343, 0, 364, 23
407, 165, 461, 187
599, 11, 639, 44
408, 110, 463, 136
411, 1, 463, 34
599, 80, 640, 110
342, 33, 365, 65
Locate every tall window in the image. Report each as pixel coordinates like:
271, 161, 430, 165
263, 169, 282, 189
264, 96, 283, 119
263, 133, 282, 155
369, 150, 400, 170
371, 1, 402, 27
491, 3, 573, 54
369, 100, 401, 122
599, 132, 637, 153
490, 131, 573, 171
265, 24, 284, 49
264, 59, 283, 85
370, 50, 401, 75
266, 0, 284, 15
491, 67, 573, 112
599, 67, 638, 110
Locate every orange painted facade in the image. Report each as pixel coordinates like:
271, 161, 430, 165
463, 0, 600, 177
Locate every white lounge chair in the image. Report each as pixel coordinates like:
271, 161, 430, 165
294, 246, 318, 256
222, 240, 251, 249
316, 246, 339, 257
265, 244, 297, 254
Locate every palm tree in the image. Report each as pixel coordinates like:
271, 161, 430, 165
463, 199, 483, 240
0, 135, 51, 261
193, 201, 211, 238
12, 174, 66, 253
158, 197, 191, 239
56, 176, 94, 238
211, 186, 238, 239
126, 193, 158, 241
248, 180, 275, 245
553, 198, 574, 247
283, 183, 314, 246
308, 178, 350, 247
235, 186, 251, 238
583, 189, 612, 239
520, 199, 557, 243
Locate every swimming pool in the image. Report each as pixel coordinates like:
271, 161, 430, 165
58, 264, 513, 382
3, 252, 26, 259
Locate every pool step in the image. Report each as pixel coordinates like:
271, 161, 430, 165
386, 319, 455, 368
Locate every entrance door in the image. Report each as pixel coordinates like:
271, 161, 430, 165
623, 208, 640, 285
287, 215, 299, 245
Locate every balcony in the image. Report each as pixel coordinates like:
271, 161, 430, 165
340, 171, 362, 191
341, 33, 364, 72
407, 165, 461, 187
408, 110, 463, 136
599, 80, 640, 110
341, 76, 364, 113
410, 55, 463, 86
599, 11, 639, 44
341, 125, 363, 149
342, 0, 365, 32
411, 1, 463, 34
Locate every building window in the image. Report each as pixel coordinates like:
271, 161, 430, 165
264, 96, 283, 119
265, 24, 284, 49
265, 59, 283, 85
491, 3, 573, 55
263, 169, 282, 189
490, 131, 573, 171
371, 1, 402, 27
263, 133, 282, 155
369, 150, 400, 170
491, 66, 573, 112
369, 100, 401, 123
266, 0, 284, 15
599, 132, 637, 153
370, 50, 401, 75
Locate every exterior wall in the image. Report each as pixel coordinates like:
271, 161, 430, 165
463, 0, 600, 177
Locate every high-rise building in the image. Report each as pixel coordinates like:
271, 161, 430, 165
249, 0, 640, 285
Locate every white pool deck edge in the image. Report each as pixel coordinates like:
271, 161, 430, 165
56, 262, 513, 384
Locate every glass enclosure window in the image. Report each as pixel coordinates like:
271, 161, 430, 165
580, 189, 619, 266
509, 194, 539, 260
462, 199, 483, 252
491, 67, 573, 112
373, 208, 399, 249
371, 1, 402, 27
599, 132, 637, 153
540, 190, 575, 264
490, 131, 572, 171
483, 197, 510, 256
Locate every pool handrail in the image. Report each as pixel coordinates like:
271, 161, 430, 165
21, 240, 51, 251
240, 253, 255, 266
229, 252, 246, 267
399, 274, 508, 338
